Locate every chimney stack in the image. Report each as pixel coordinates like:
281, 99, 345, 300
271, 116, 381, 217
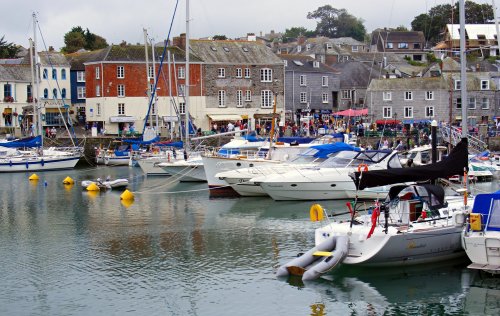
173, 33, 186, 50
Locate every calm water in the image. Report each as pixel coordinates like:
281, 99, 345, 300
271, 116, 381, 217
0, 166, 499, 316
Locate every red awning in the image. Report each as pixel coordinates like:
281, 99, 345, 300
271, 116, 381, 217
333, 108, 368, 116
376, 119, 401, 124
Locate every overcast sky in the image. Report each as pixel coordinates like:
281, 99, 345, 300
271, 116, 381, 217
3, 0, 490, 50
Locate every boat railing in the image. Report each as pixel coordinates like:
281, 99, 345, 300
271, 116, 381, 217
439, 126, 487, 154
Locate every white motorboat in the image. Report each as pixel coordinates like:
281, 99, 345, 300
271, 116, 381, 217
81, 178, 129, 190
462, 190, 500, 274
399, 145, 448, 167
216, 143, 361, 197
158, 156, 206, 182
255, 150, 402, 201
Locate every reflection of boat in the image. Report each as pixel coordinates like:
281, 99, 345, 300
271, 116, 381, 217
462, 190, 500, 274
81, 178, 129, 190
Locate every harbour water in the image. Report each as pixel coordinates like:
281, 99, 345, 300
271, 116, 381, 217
0, 166, 499, 315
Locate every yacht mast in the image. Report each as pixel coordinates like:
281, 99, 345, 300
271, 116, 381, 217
32, 13, 42, 139
151, 37, 159, 131
459, 0, 469, 192
185, 0, 190, 149
493, 1, 500, 57
143, 28, 152, 129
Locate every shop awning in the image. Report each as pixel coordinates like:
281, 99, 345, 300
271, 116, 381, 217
376, 119, 401, 124
333, 108, 368, 116
207, 114, 243, 121
109, 116, 138, 123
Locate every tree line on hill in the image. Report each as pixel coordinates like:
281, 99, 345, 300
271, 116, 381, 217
0, 1, 494, 57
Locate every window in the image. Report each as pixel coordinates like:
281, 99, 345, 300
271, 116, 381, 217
305, 44, 311, 51
77, 87, 85, 99
52, 69, 57, 80
149, 66, 154, 79
178, 102, 185, 114
117, 66, 124, 78
218, 90, 226, 107
43, 69, 48, 79
61, 88, 66, 99
260, 68, 272, 82
398, 43, 409, 49
297, 46, 302, 52
300, 92, 307, 103
455, 97, 462, 109
244, 68, 251, 78
178, 84, 185, 96
299, 75, 307, 86
261, 90, 272, 108
52, 88, 57, 98
386, 43, 393, 49
383, 106, 392, 118
245, 90, 252, 101
404, 91, 413, 100
404, 106, 413, 118
43, 88, 48, 99
426, 91, 434, 100
319, 55, 325, 63
236, 90, 243, 107
468, 97, 476, 109
322, 93, 328, 103
481, 98, 490, 109
322, 76, 328, 87
414, 43, 421, 49
236, 68, 242, 78
77, 71, 85, 82
117, 84, 125, 97
96, 85, 101, 97
27, 85, 32, 99
61, 69, 66, 80
326, 43, 332, 49
455, 80, 461, 90
178, 67, 185, 79
342, 90, 351, 99
118, 103, 125, 115
97, 103, 101, 115
352, 45, 358, 52
217, 68, 226, 78
95, 67, 99, 79
383, 91, 392, 101
3, 84, 12, 98
481, 80, 490, 90
425, 106, 434, 117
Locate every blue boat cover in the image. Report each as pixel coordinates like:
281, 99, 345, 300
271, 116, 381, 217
472, 191, 500, 232
309, 143, 361, 159
123, 136, 161, 145
277, 137, 316, 144
0, 135, 42, 148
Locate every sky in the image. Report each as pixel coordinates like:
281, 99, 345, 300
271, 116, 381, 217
2, 0, 491, 50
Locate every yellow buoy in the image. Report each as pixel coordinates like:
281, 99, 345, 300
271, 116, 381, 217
86, 182, 100, 191
63, 183, 73, 191
309, 204, 324, 222
120, 189, 134, 201
63, 176, 74, 185
29, 174, 39, 181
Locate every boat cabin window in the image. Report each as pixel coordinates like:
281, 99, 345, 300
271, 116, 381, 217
489, 200, 500, 230
387, 153, 402, 169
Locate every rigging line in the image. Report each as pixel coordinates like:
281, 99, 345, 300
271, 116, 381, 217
142, 0, 180, 135
34, 20, 77, 146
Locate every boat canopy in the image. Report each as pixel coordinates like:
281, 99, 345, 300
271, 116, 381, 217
471, 191, 500, 232
386, 184, 446, 211
0, 135, 42, 148
307, 143, 361, 159
353, 138, 468, 190
122, 136, 160, 145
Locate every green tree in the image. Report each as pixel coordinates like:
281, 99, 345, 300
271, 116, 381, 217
306, 5, 366, 41
282, 27, 315, 42
0, 35, 20, 58
411, 1, 493, 45
212, 35, 227, 40
395, 25, 409, 31
62, 26, 108, 53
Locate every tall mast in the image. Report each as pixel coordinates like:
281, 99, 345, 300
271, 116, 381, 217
167, 49, 173, 139
32, 13, 42, 139
29, 38, 37, 136
151, 37, 159, 132
143, 28, 152, 129
185, 0, 190, 148
459, 0, 467, 138
493, 1, 500, 57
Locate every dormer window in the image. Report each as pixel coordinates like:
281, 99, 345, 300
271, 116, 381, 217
326, 43, 332, 49
455, 80, 461, 90
352, 45, 358, 52
481, 80, 490, 90
313, 61, 320, 68
297, 46, 302, 53
306, 44, 311, 51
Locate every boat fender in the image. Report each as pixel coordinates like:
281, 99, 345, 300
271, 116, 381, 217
26, 162, 29, 169
357, 163, 368, 173
367, 204, 380, 239
9, 160, 12, 167
310, 204, 324, 221
41, 159, 44, 166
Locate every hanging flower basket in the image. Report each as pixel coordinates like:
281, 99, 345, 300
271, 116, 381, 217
69, 110, 75, 114
13, 112, 18, 117
3, 96, 14, 103
27, 96, 33, 103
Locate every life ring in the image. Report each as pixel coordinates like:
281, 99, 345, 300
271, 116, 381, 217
357, 163, 369, 172
309, 204, 324, 222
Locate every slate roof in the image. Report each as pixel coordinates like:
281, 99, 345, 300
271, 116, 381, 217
189, 40, 282, 64
280, 55, 337, 73
38, 51, 70, 67
81, 45, 199, 64
0, 64, 32, 82
371, 30, 425, 46
330, 61, 381, 88
368, 77, 449, 90
66, 49, 109, 70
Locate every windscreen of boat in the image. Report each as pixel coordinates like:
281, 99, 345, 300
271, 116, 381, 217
288, 148, 321, 164
318, 150, 392, 168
